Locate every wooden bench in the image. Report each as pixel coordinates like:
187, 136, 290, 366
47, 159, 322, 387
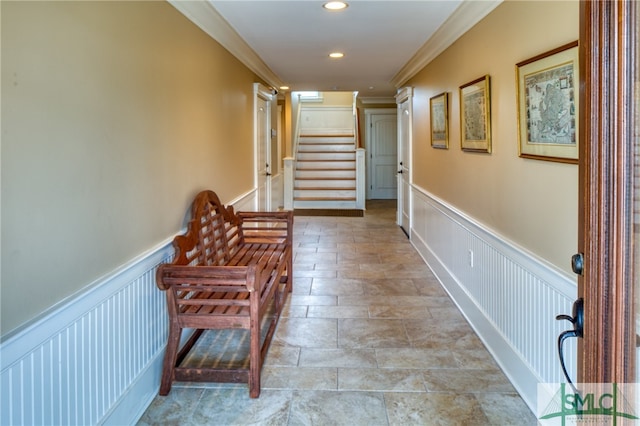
155, 190, 293, 398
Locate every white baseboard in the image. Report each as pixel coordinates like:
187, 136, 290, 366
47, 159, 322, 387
100, 350, 164, 425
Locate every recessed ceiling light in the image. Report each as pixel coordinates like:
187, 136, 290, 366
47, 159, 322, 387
329, 52, 344, 58
323, 2, 348, 11
280, 86, 290, 90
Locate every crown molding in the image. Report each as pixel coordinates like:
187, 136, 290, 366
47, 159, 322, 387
168, 0, 284, 90
391, 0, 503, 88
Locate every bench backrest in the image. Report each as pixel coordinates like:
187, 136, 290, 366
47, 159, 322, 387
172, 190, 243, 267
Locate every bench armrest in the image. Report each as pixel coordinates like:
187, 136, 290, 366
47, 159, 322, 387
156, 264, 259, 292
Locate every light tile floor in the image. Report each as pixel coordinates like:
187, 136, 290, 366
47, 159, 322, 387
138, 200, 538, 425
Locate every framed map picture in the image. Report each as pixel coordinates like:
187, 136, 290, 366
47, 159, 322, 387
430, 92, 448, 149
459, 75, 491, 153
516, 41, 579, 163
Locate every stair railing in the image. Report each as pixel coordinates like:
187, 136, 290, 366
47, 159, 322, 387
354, 98, 362, 149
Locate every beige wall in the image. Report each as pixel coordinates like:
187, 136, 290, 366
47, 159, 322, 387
318, 91, 354, 105
408, 0, 579, 274
1, 1, 261, 336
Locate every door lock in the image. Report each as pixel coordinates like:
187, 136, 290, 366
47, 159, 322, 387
571, 253, 584, 275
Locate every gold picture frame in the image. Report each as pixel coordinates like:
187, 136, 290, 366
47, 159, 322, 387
516, 41, 579, 163
459, 75, 491, 153
430, 92, 449, 149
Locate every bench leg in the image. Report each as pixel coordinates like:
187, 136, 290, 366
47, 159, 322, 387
286, 257, 293, 294
159, 320, 182, 396
249, 296, 261, 398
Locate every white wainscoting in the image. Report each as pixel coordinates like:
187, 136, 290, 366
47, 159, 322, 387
410, 187, 577, 413
0, 190, 260, 425
270, 172, 284, 211
0, 242, 173, 426
231, 188, 260, 212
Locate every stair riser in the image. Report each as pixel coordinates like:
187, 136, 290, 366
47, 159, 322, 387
298, 137, 355, 144
297, 152, 355, 161
293, 200, 358, 209
296, 170, 356, 179
295, 180, 355, 189
294, 189, 356, 198
298, 144, 355, 152
296, 161, 355, 169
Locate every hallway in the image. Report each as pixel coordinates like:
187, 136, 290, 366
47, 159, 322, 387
138, 201, 537, 425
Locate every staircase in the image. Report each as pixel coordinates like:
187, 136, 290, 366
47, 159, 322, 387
284, 101, 364, 211
293, 134, 358, 209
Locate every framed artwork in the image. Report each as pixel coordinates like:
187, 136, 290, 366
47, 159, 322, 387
459, 75, 491, 153
430, 92, 449, 149
516, 41, 579, 163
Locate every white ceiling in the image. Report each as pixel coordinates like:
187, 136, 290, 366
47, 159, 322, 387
170, 0, 502, 99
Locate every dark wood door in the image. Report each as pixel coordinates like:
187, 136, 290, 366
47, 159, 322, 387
578, 0, 638, 384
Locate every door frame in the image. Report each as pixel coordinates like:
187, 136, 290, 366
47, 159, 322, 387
254, 83, 273, 211
579, 0, 637, 384
395, 87, 413, 234
364, 108, 397, 200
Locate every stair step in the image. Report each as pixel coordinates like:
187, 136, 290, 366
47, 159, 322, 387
297, 153, 355, 161
295, 178, 355, 188
296, 173, 356, 179
295, 181, 356, 188
298, 146, 354, 151
294, 199, 358, 209
297, 160, 355, 167
295, 168, 355, 172
298, 146, 355, 153
298, 138, 355, 144
294, 186, 355, 191
295, 176, 356, 180
294, 196, 357, 201
298, 150, 355, 154
298, 141, 354, 144
296, 167, 355, 170
295, 188, 355, 196
299, 134, 354, 138
296, 163, 355, 170
298, 139, 355, 146
297, 159, 354, 162
296, 171, 356, 180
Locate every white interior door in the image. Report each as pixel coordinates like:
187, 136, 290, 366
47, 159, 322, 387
366, 109, 397, 199
254, 84, 272, 211
396, 88, 413, 234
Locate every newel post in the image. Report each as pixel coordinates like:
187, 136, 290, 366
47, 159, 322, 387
284, 157, 294, 210
355, 148, 365, 210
